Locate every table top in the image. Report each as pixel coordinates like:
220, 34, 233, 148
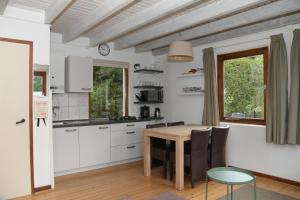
207, 167, 255, 185
144, 124, 210, 140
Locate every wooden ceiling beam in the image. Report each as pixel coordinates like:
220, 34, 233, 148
152, 12, 300, 56
62, 0, 139, 43
135, 0, 300, 53
45, 0, 73, 24
114, 0, 273, 50
89, 0, 212, 47
0, 0, 8, 15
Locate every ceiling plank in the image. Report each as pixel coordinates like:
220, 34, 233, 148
62, 0, 139, 43
114, 0, 273, 50
152, 12, 300, 56
135, 0, 300, 53
89, 0, 212, 46
0, 0, 8, 15
45, 0, 73, 24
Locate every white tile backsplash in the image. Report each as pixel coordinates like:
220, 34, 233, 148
53, 93, 89, 120
79, 106, 89, 119
69, 107, 80, 120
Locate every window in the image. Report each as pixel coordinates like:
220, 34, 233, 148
217, 47, 268, 125
33, 71, 47, 95
90, 66, 128, 119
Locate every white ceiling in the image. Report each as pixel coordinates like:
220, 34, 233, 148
4, 0, 300, 53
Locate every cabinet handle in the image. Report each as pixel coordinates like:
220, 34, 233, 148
65, 129, 77, 132
127, 145, 136, 149
126, 131, 135, 134
98, 126, 109, 129
126, 124, 135, 127
81, 88, 91, 91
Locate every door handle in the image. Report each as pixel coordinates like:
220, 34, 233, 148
16, 118, 25, 124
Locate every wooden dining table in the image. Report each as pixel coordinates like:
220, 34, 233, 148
143, 124, 209, 190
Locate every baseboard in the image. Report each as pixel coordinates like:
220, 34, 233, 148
34, 185, 51, 193
229, 166, 300, 187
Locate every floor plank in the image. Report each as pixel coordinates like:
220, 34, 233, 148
14, 161, 300, 200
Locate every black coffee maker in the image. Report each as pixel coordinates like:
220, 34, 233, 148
140, 105, 150, 119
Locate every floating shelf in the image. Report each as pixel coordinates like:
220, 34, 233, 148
134, 69, 164, 74
134, 101, 164, 104
178, 92, 205, 96
134, 85, 163, 89
177, 72, 203, 78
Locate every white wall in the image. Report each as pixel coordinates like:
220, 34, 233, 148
155, 23, 300, 182
51, 33, 166, 118
0, 12, 51, 188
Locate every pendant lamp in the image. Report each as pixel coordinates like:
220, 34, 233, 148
168, 41, 193, 62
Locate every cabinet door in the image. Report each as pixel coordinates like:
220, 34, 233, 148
65, 56, 93, 92
53, 128, 79, 172
79, 125, 110, 167
50, 53, 65, 93
111, 128, 143, 147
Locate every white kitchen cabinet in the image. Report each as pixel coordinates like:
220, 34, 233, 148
65, 56, 93, 92
50, 53, 65, 93
53, 127, 80, 172
79, 125, 110, 167
111, 128, 143, 147
111, 143, 143, 162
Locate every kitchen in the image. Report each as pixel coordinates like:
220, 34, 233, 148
1, 1, 300, 200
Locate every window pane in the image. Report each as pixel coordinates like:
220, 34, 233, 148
33, 76, 43, 92
224, 55, 264, 119
91, 66, 123, 119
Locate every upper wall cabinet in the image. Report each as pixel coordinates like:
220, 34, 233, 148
65, 56, 93, 93
50, 53, 65, 93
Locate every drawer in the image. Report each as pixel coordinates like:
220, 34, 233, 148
111, 129, 143, 147
110, 122, 148, 131
111, 143, 143, 162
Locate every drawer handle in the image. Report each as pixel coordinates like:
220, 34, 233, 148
126, 131, 135, 134
98, 126, 109, 129
81, 87, 91, 91
127, 145, 136, 149
65, 129, 77, 132
126, 124, 135, 127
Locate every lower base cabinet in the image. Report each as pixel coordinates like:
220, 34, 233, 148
111, 143, 143, 162
53, 127, 80, 172
79, 125, 110, 167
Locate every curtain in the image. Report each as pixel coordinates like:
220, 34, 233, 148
202, 47, 219, 126
288, 29, 300, 145
266, 34, 288, 144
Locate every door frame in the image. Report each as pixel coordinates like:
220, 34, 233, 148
0, 37, 34, 193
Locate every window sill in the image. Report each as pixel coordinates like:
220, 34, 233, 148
220, 121, 266, 128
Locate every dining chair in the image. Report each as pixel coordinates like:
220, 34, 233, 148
146, 123, 168, 178
167, 121, 185, 126
208, 125, 229, 168
170, 129, 211, 188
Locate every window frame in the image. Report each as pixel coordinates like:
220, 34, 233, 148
89, 65, 129, 118
34, 71, 47, 96
217, 47, 268, 125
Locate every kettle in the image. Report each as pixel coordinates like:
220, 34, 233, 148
154, 107, 161, 118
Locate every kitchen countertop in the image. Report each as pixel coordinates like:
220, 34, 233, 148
53, 117, 164, 128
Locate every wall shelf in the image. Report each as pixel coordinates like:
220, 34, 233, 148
134, 69, 164, 74
178, 92, 204, 96
134, 101, 163, 104
134, 85, 163, 89
177, 72, 203, 78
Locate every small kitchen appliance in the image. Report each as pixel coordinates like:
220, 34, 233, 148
154, 107, 161, 118
140, 105, 150, 119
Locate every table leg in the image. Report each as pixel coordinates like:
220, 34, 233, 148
144, 135, 151, 176
231, 184, 233, 200
175, 138, 184, 190
227, 184, 229, 200
254, 178, 257, 200
205, 175, 208, 200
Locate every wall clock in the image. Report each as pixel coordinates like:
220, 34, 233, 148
98, 43, 110, 56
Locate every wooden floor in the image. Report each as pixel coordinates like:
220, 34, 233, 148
15, 161, 300, 200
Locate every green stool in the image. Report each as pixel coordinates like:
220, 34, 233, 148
206, 167, 256, 200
